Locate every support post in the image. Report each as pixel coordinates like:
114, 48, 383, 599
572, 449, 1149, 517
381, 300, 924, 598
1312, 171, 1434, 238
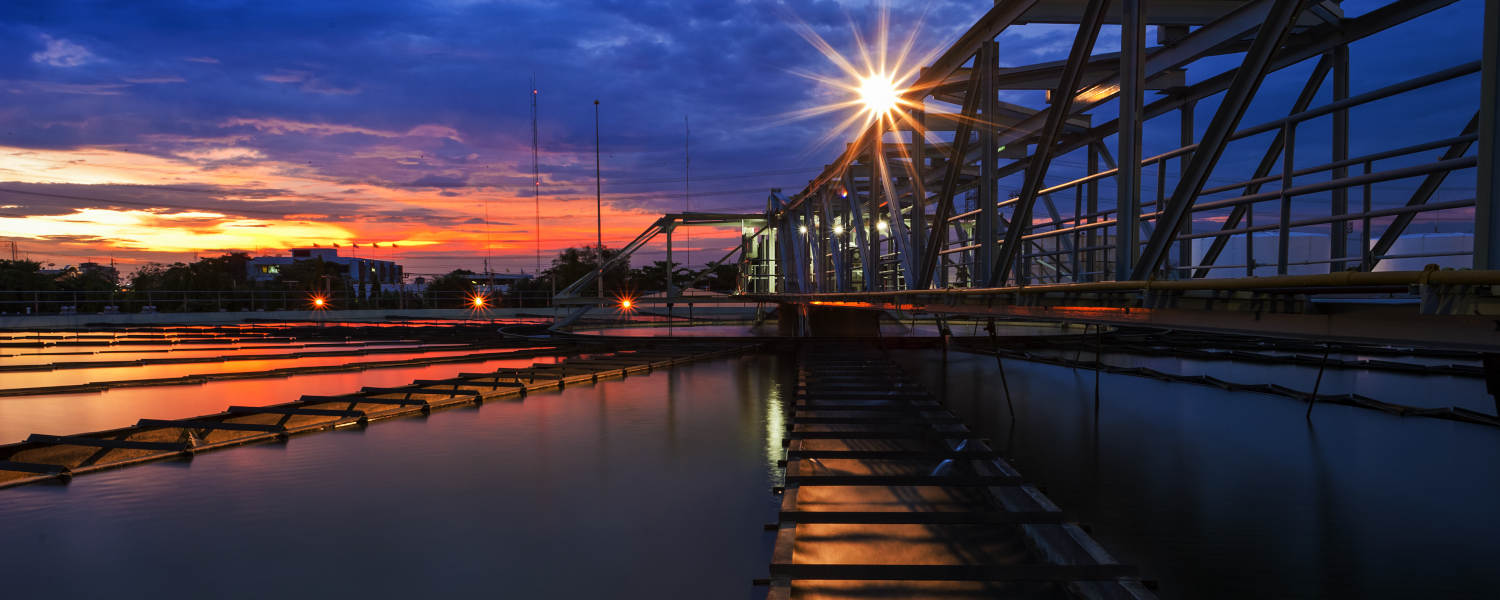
978, 41, 999, 279
1086, 144, 1100, 280
1330, 45, 1350, 271
1478, 0, 1500, 269
1178, 100, 1195, 275
1115, 0, 1145, 281
909, 107, 928, 263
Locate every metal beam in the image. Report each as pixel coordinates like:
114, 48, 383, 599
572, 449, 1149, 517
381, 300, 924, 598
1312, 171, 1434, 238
1133, 0, 1310, 280
1116, 0, 1145, 280
874, 120, 920, 287
1479, 0, 1500, 269
978, 41, 999, 280
1016, 0, 1338, 26
989, 0, 1112, 286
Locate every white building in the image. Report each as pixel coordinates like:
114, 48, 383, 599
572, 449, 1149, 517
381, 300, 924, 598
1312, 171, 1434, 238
246, 248, 404, 291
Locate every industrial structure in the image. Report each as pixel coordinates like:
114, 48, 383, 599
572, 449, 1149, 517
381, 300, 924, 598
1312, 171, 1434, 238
675, 0, 1500, 350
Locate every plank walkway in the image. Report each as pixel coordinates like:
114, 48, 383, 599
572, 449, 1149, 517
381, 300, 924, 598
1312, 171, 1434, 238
766, 349, 1154, 599
0, 341, 756, 489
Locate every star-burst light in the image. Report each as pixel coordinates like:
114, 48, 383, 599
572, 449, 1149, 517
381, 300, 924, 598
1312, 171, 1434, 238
466, 291, 491, 313
776, 2, 951, 149
613, 291, 637, 314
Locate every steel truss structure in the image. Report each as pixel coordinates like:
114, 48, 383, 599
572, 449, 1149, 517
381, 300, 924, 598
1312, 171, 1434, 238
748, 0, 1499, 299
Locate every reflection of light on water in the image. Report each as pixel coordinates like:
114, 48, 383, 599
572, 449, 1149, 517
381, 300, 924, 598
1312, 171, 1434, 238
764, 384, 785, 483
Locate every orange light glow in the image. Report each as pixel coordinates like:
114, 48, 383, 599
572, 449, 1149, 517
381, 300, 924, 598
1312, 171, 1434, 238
468, 292, 490, 310
311, 296, 327, 309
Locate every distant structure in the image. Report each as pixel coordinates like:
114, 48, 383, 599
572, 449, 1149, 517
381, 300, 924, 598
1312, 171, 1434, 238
247, 248, 403, 291
38, 261, 119, 283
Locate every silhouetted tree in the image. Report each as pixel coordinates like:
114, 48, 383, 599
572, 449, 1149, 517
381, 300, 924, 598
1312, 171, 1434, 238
0, 260, 57, 291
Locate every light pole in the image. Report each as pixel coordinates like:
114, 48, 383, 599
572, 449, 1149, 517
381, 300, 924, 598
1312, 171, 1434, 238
594, 99, 603, 299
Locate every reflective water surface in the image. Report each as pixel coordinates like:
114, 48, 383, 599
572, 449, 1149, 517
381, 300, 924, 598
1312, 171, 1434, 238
0, 355, 787, 599
4, 341, 1497, 599
897, 348, 1500, 599
0, 355, 562, 443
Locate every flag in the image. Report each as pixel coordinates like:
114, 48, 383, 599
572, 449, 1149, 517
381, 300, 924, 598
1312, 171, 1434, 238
333, 243, 340, 248
312, 243, 320, 248
352, 242, 360, 249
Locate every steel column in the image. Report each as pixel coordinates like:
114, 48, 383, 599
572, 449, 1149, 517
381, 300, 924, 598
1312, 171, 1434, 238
908, 107, 928, 262
1478, 0, 1500, 269
1116, 0, 1144, 281
978, 41, 999, 279
1177, 99, 1195, 275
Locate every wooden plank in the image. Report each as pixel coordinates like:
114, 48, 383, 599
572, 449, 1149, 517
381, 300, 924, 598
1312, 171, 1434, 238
778, 510, 1064, 524
26, 434, 189, 452
771, 522, 798, 565
227, 406, 366, 418
303, 395, 428, 407
788, 431, 971, 440
0, 460, 70, 475
137, 419, 285, 433
791, 416, 964, 425
786, 449, 1002, 460
767, 563, 1137, 581
785, 474, 1023, 486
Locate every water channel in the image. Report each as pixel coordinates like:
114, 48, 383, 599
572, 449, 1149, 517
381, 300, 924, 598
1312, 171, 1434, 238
1, 329, 1496, 598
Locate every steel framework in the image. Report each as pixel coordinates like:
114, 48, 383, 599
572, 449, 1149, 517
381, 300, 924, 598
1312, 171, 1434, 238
747, 0, 1496, 297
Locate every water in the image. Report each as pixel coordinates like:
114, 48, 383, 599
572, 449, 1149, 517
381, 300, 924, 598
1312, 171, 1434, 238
0, 355, 788, 599
5, 341, 1497, 598
0, 347, 535, 391
0, 355, 561, 443
897, 348, 1500, 599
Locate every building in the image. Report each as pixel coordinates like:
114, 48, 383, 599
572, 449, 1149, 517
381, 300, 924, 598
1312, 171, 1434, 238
247, 248, 403, 291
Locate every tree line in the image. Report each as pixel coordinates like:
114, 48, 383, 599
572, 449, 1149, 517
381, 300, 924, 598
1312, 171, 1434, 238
0, 246, 739, 313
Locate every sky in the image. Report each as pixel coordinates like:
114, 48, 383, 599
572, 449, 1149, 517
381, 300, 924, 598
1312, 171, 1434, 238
0, 0, 1485, 278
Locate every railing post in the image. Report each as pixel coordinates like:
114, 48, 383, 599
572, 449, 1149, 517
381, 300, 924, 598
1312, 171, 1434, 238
1361, 160, 1374, 271
1278, 122, 1296, 275
1178, 100, 1196, 276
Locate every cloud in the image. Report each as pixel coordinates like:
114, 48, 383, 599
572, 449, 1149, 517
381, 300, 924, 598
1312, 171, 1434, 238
31, 34, 96, 67
406, 173, 468, 188
1, 80, 130, 95
122, 76, 187, 84
259, 70, 309, 84
175, 147, 265, 162
184, 56, 220, 64
222, 117, 459, 140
